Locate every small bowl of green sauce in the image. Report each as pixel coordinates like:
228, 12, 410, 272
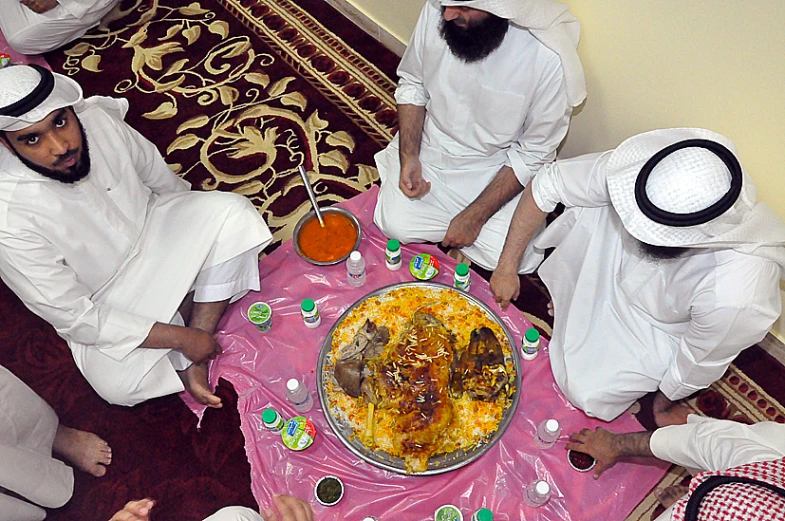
315, 475, 344, 506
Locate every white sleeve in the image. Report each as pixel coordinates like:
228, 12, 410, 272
506, 52, 572, 186
650, 416, 785, 472
393, 3, 431, 107
57, 0, 103, 19
659, 259, 781, 401
0, 229, 156, 362
203, 506, 264, 521
530, 151, 613, 212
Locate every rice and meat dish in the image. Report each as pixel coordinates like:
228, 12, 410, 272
324, 286, 516, 473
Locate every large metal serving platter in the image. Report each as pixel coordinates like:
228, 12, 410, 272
316, 281, 521, 476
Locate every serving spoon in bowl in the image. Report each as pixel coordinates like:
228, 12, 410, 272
298, 165, 325, 227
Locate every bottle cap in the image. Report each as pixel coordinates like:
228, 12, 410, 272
350, 250, 361, 261
456, 263, 469, 276
475, 508, 493, 521
535, 480, 550, 495
262, 408, 278, 424
286, 378, 300, 392
301, 298, 315, 312
524, 328, 540, 343
387, 239, 400, 251
545, 419, 560, 433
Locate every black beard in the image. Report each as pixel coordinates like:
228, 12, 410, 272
439, 9, 509, 63
638, 241, 689, 261
9, 119, 91, 184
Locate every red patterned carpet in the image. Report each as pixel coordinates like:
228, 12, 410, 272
0, 0, 782, 520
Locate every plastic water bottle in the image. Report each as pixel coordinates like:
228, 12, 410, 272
385, 239, 402, 270
286, 378, 313, 413
523, 479, 551, 508
454, 263, 471, 291
521, 327, 540, 361
346, 250, 366, 287
535, 418, 561, 449
300, 298, 321, 328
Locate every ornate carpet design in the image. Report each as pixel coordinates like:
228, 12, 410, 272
47, 0, 398, 250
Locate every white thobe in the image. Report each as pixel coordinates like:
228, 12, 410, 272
0, 0, 119, 54
531, 153, 782, 421
0, 365, 73, 521
373, 1, 572, 272
204, 506, 264, 521
0, 97, 273, 406
649, 415, 785, 521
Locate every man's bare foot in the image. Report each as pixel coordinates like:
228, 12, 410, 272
179, 362, 222, 408
655, 485, 689, 509
547, 300, 554, 317
52, 425, 112, 477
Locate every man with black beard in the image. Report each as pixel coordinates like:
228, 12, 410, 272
0, 64, 274, 408
491, 128, 785, 424
374, 0, 585, 273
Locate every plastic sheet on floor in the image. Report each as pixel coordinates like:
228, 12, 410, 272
190, 185, 668, 521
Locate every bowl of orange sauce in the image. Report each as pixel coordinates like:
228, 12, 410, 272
293, 207, 361, 265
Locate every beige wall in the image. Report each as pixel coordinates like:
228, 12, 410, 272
344, 0, 785, 340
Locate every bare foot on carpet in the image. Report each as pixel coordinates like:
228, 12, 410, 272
52, 425, 112, 477
180, 362, 222, 408
655, 485, 689, 509
547, 300, 554, 316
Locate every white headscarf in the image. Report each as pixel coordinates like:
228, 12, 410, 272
439, 0, 586, 107
606, 128, 785, 273
0, 64, 84, 132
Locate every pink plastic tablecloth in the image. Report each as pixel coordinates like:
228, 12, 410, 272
200, 186, 668, 521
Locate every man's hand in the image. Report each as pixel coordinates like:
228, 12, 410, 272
566, 428, 622, 479
652, 391, 691, 428
399, 160, 430, 199
263, 495, 314, 521
490, 265, 520, 309
179, 327, 222, 364
109, 499, 155, 521
442, 207, 485, 249
21, 0, 59, 14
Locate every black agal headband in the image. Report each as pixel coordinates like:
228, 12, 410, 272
634, 139, 743, 227
0, 64, 55, 117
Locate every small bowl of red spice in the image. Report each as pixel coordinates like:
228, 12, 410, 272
568, 449, 596, 473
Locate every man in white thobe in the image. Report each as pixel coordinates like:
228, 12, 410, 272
567, 416, 785, 521
492, 128, 785, 423
1, 364, 112, 521
0, 0, 119, 54
373, 0, 585, 272
0, 64, 273, 407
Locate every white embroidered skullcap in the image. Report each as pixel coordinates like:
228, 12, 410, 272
606, 128, 756, 247
438, 0, 586, 107
0, 64, 83, 132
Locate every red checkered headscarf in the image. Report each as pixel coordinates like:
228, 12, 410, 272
671, 457, 785, 521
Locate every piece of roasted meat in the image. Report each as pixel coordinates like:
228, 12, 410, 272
333, 312, 456, 472
333, 319, 389, 399
451, 327, 509, 400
